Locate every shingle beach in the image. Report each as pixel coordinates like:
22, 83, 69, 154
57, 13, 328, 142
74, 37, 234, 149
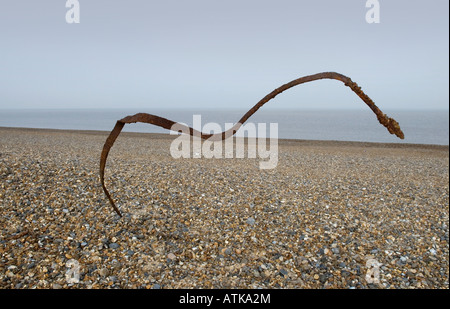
0, 127, 448, 289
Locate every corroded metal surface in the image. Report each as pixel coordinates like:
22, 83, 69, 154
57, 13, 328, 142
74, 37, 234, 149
100, 72, 404, 217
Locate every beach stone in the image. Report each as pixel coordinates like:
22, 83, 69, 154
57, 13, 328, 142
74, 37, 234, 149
319, 274, 328, 283
279, 269, 288, 277
332, 248, 340, 254
109, 243, 119, 249
99, 268, 109, 277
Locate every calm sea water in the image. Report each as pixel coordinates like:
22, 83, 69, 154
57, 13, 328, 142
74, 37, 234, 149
0, 108, 448, 145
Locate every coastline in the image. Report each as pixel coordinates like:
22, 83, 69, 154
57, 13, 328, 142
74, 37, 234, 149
0, 126, 448, 289
1, 126, 448, 150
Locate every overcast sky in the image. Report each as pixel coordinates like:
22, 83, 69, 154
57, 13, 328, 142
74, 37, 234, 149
0, 0, 448, 110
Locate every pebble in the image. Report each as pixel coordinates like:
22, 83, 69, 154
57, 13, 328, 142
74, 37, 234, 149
0, 128, 448, 289
99, 268, 109, 277
109, 243, 120, 249
247, 217, 256, 225
279, 269, 288, 277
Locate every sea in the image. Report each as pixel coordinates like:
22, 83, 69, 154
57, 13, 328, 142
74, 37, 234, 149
0, 108, 448, 145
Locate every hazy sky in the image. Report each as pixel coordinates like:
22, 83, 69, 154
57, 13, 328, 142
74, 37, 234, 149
0, 0, 448, 110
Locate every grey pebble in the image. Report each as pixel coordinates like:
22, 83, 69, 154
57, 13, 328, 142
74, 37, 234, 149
109, 243, 120, 249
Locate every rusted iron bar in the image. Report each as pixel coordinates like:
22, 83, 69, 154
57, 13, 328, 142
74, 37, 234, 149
100, 72, 404, 217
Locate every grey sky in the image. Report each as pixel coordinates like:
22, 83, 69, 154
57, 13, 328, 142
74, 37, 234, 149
0, 0, 448, 110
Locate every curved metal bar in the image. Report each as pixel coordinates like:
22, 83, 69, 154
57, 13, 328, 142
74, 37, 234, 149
100, 72, 404, 217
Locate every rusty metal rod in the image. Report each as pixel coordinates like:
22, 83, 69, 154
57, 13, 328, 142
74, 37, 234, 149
100, 72, 404, 217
